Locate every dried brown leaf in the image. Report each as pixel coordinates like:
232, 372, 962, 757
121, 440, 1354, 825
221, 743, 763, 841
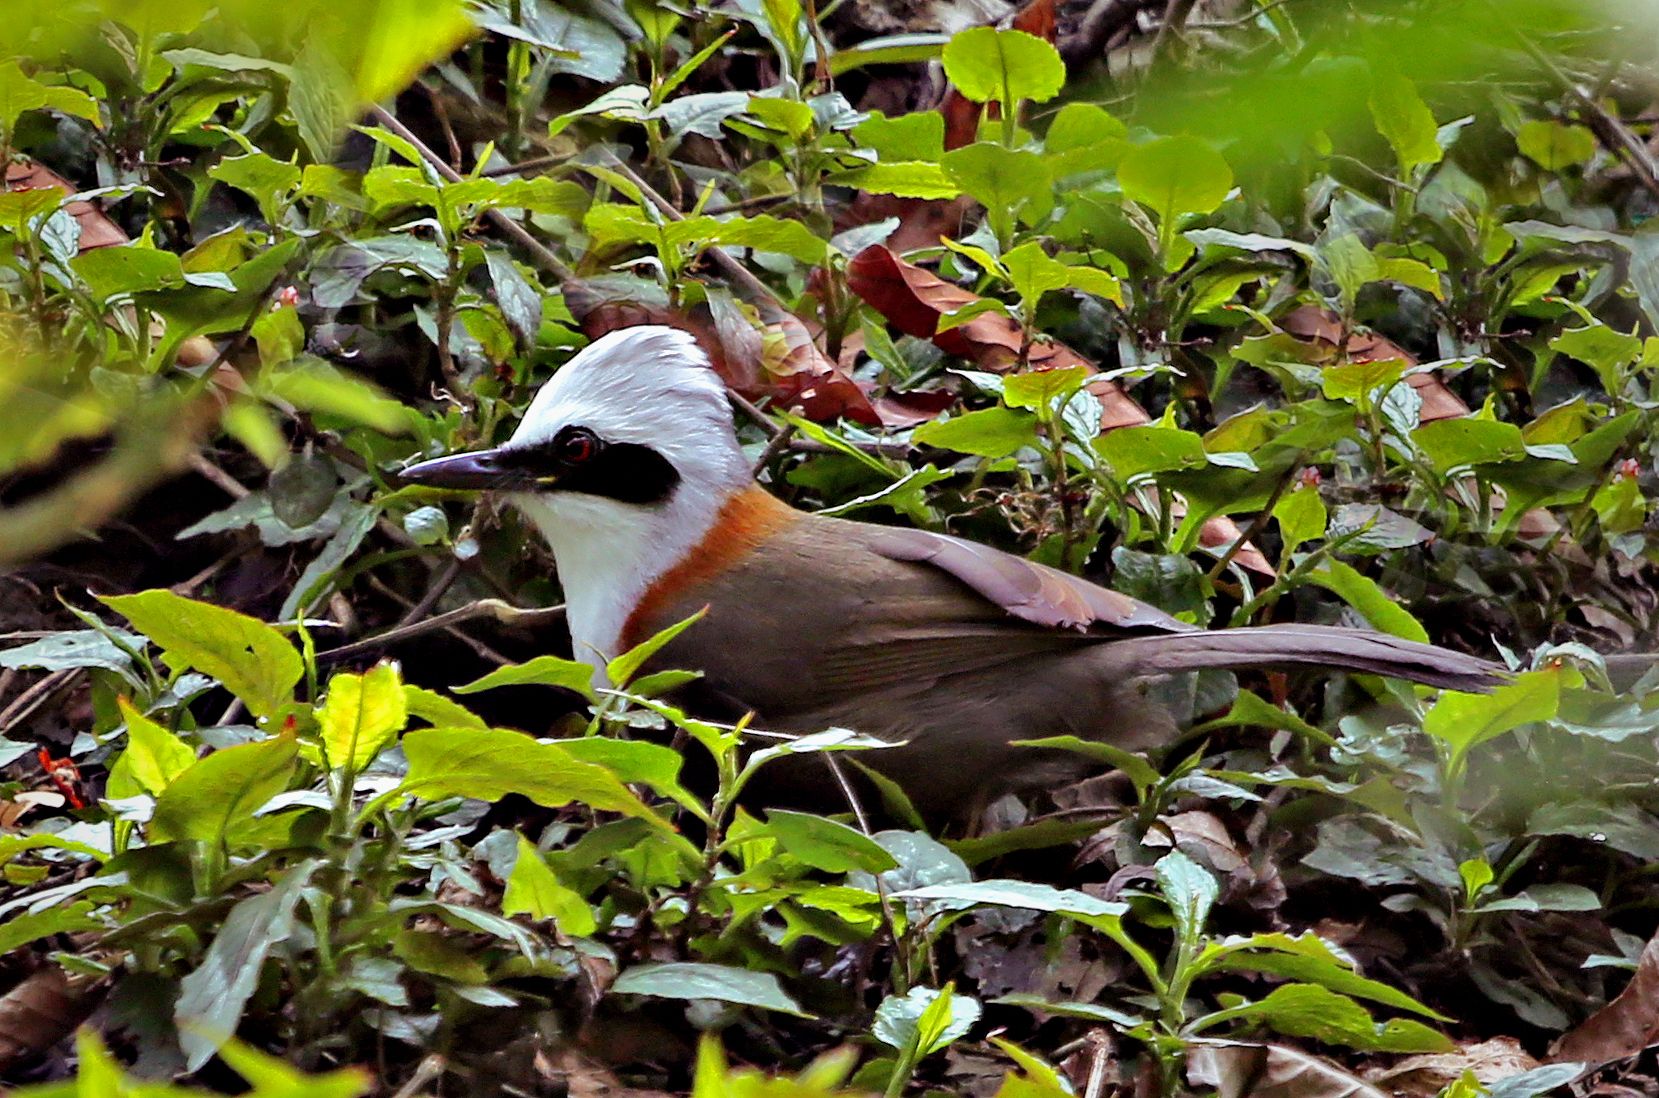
1554, 932, 1659, 1066
1186, 1039, 1389, 1098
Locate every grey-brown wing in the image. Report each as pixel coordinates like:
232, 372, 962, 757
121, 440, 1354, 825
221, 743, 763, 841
861, 525, 1193, 634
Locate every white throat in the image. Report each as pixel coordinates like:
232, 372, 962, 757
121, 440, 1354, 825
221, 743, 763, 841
498, 326, 751, 681
513, 481, 738, 673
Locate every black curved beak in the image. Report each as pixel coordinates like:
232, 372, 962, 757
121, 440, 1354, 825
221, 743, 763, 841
399, 449, 522, 490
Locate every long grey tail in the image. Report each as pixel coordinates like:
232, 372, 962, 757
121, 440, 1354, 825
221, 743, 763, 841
1109, 624, 1506, 692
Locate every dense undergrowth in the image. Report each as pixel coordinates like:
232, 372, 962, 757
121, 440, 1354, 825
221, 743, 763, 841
3, 0, 1659, 1095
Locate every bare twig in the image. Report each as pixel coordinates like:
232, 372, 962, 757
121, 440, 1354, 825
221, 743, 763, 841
1149, 0, 1200, 66
316, 596, 564, 665
396, 558, 462, 628
188, 453, 251, 499
0, 669, 77, 733
1507, 27, 1659, 199
1062, 0, 1158, 68
750, 422, 799, 477
727, 389, 784, 438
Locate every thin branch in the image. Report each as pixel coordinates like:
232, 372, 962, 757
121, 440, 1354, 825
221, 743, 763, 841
1509, 28, 1659, 199
1149, 0, 1200, 66
316, 596, 564, 665
727, 389, 784, 438
750, 422, 799, 478
0, 669, 76, 733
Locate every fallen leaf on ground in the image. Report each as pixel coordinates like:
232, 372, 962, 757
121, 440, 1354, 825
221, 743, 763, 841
1553, 931, 1659, 1065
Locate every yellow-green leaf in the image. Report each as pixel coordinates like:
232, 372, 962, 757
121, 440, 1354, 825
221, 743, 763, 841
151, 733, 300, 845
502, 834, 597, 935
102, 590, 302, 720
317, 662, 407, 771
107, 697, 196, 799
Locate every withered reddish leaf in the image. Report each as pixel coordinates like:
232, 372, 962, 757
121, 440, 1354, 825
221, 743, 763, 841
848, 244, 1134, 425
864, 386, 958, 428
6, 159, 128, 251
566, 280, 878, 425
1280, 305, 1469, 423
1553, 932, 1659, 1066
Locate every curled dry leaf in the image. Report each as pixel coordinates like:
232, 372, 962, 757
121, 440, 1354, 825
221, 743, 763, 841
564, 280, 879, 425
1367, 1036, 1541, 1098
0, 965, 106, 1072
1186, 1039, 1389, 1098
1553, 931, 1659, 1066
1280, 305, 1469, 423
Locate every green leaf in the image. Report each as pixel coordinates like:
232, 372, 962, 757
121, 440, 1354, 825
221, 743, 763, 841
914, 407, 1038, 458
1003, 362, 1089, 410
764, 810, 899, 873
107, 697, 196, 799
263, 360, 409, 434
1095, 425, 1208, 480
403, 684, 487, 730
853, 110, 944, 161
874, 984, 980, 1056
1001, 242, 1072, 309
102, 590, 302, 719
71, 245, 186, 303
400, 727, 666, 827
0, 628, 141, 675
1475, 882, 1601, 914
1423, 667, 1562, 770
1516, 119, 1596, 170
706, 214, 829, 264
502, 834, 596, 935
1200, 932, 1450, 1019
317, 662, 407, 772
891, 879, 1127, 924
607, 607, 706, 688
0, 900, 102, 955
1320, 233, 1382, 311
940, 143, 1053, 229
1552, 323, 1642, 395
0, 60, 48, 135
454, 654, 597, 702
1044, 102, 1128, 175
940, 27, 1065, 107
1368, 71, 1442, 173
832, 162, 960, 199
557, 737, 699, 813
1232, 983, 1452, 1052
1274, 485, 1328, 553
1118, 135, 1232, 230
176, 860, 318, 1071
828, 32, 949, 76
1155, 849, 1217, 946
1411, 418, 1527, 473
150, 733, 300, 845
209, 152, 301, 225
1008, 735, 1160, 796
612, 962, 810, 1016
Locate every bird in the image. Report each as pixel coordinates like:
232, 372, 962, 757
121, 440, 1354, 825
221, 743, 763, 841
400, 325, 1505, 812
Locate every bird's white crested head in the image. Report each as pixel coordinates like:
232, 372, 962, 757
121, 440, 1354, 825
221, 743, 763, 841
506, 325, 749, 494
499, 325, 751, 668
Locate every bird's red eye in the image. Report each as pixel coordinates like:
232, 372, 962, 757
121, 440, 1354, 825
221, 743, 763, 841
558, 429, 599, 464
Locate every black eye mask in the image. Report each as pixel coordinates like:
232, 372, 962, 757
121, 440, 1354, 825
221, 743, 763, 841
495, 427, 683, 505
